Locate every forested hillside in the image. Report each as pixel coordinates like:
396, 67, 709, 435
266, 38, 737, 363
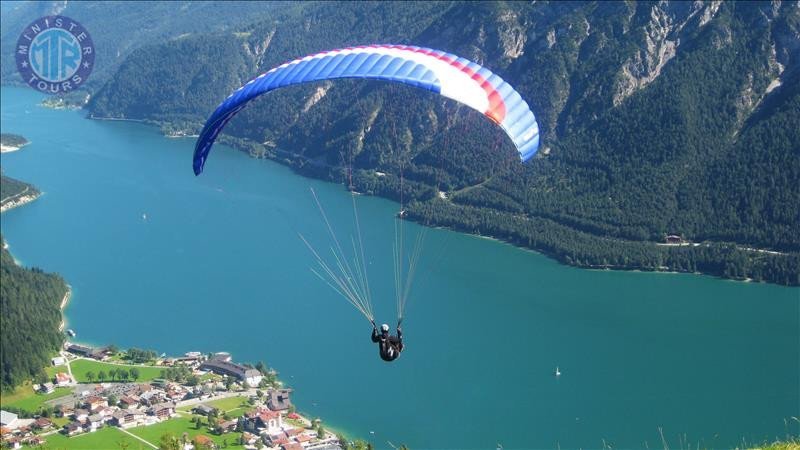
0, 133, 28, 148
0, 236, 68, 391
80, 1, 800, 285
0, 175, 36, 202
0, 1, 303, 90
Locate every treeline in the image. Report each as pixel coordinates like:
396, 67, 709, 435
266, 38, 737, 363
160, 365, 197, 385
1, 175, 38, 203
124, 347, 158, 363
86, 1, 800, 285
0, 235, 68, 391
0, 133, 28, 147
85, 367, 141, 383
408, 200, 800, 286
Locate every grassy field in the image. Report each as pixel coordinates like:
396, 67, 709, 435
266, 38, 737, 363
46, 364, 69, 378
178, 395, 250, 413
128, 416, 245, 449
41, 427, 139, 450
0, 384, 72, 411
225, 407, 249, 418
52, 416, 71, 428
70, 359, 162, 383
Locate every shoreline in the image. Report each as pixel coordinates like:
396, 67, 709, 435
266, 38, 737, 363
1, 144, 23, 153
0, 190, 42, 213
79, 111, 795, 286
224, 134, 799, 286
58, 286, 73, 332
88, 115, 146, 123
0, 187, 357, 443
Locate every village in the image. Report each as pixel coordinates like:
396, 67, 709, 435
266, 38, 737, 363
1, 343, 342, 450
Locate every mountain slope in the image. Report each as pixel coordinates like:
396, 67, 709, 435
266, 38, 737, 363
0, 0, 301, 89
0, 236, 68, 392
82, 1, 800, 285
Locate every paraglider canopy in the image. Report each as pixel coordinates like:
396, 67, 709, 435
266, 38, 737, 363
193, 44, 540, 175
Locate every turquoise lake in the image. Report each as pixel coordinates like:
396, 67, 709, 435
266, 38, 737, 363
1, 86, 798, 449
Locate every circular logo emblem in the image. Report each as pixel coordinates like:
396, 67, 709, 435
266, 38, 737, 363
15, 16, 94, 94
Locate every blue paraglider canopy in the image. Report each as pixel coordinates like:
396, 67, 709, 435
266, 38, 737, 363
193, 44, 540, 175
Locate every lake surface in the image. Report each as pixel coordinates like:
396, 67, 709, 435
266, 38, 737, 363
2, 86, 798, 449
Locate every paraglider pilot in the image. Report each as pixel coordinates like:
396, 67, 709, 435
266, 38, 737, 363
371, 321, 403, 362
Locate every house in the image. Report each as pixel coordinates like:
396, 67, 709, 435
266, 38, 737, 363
0, 411, 19, 430
38, 382, 55, 394
52, 356, 66, 366
72, 409, 89, 422
268, 388, 293, 411
33, 418, 53, 431
55, 372, 73, 386
269, 436, 290, 447
242, 408, 282, 434
285, 428, 303, 437
295, 434, 313, 445
3, 437, 21, 449
199, 359, 262, 387
88, 346, 113, 360
111, 409, 145, 428
57, 404, 74, 418
140, 389, 163, 405
65, 343, 93, 357
93, 406, 114, 418
218, 419, 238, 433
172, 353, 205, 367
119, 395, 140, 409
63, 421, 83, 436
87, 414, 104, 432
64, 343, 111, 360
665, 234, 683, 244
165, 389, 187, 402
84, 395, 108, 410
24, 436, 45, 447
148, 402, 175, 420
192, 404, 218, 416
280, 443, 304, 450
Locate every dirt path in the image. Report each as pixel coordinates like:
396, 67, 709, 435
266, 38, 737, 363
118, 428, 157, 449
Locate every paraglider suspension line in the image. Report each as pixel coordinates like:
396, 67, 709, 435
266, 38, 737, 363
300, 188, 375, 323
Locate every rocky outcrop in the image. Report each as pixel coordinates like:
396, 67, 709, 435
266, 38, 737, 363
613, 5, 680, 106
496, 10, 526, 61
546, 29, 556, 49
699, 1, 722, 27
302, 83, 332, 113
612, 1, 728, 106
246, 30, 276, 69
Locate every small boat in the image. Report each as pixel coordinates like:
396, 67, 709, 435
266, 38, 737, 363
555, 366, 561, 377
66, 329, 76, 337
142, 213, 148, 221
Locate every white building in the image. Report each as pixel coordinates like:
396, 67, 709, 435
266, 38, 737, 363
0, 410, 20, 430
51, 356, 66, 366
